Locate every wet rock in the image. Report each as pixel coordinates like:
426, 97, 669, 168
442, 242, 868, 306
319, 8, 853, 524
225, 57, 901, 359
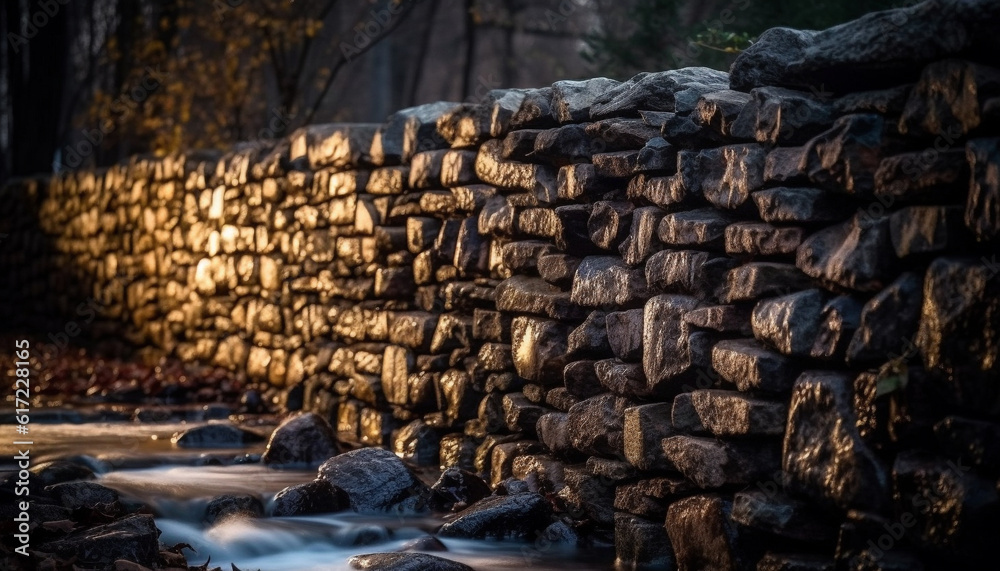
38, 514, 160, 569
567, 393, 631, 458
205, 494, 263, 524
965, 137, 1000, 241
614, 512, 676, 570
666, 494, 750, 571
752, 186, 853, 224
711, 338, 799, 393
262, 412, 341, 468
796, 212, 898, 292
752, 289, 829, 357
430, 467, 492, 512
570, 256, 649, 307
438, 492, 552, 540
171, 423, 265, 448
318, 447, 432, 514
784, 371, 889, 512
691, 390, 787, 437
349, 552, 474, 571
272, 479, 350, 517
46, 481, 124, 515
623, 403, 675, 471
30, 460, 95, 487
398, 535, 448, 552
732, 490, 837, 543
846, 272, 923, 365
662, 435, 781, 488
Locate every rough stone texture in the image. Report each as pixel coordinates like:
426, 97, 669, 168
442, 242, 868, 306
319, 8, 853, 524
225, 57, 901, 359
438, 492, 552, 540
796, 212, 899, 292
262, 412, 341, 467
272, 479, 350, 517
318, 448, 431, 513
666, 494, 749, 571
349, 553, 474, 571
663, 435, 781, 489
711, 339, 799, 393
690, 390, 788, 437
614, 512, 677, 570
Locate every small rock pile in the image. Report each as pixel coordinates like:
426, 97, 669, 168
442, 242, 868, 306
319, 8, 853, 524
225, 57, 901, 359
2, 0, 999, 568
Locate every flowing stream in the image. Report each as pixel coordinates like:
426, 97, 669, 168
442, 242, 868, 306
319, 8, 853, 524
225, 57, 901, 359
1, 410, 614, 570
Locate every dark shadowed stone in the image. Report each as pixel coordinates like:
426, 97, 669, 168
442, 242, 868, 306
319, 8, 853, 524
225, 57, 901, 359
899, 59, 1000, 139
532, 124, 594, 165
568, 311, 611, 358
37, 514, 160, 568
614, 512, 676, 570
810, 294, 866, 361
643, 294, 705, 392
563, 360, 604, 399
318, 447, 432, 514
567, 393, 632, 458
30, 460, 95, 487
657, 208, 736, 250
666, 494, 751, 571
537, 412, 576, 458
590, 68, 729, 118
874, 150, 969, 203
262, 412, 341, 468
730, 0, 1000, 93
732, 490, 837, 543
570, 256, 649, 306
205, 494, 263, 524
438, 492, 552, 540
691, 390, 787, 437
502, 128, 542, 160
889, 206, 965, 258
645, 250, 735, 299
503, 392, 547, 435
273, 479, 350, 517
934, 416, 1000, 475
46, 481, 123, 515
350, 553, 474, 571
683, 304, 753, 335
696, 89, 752, 137
752, 289, 829, 357
614, 477, 695, 520
846, 272, 923, 365
593, 150, 640, 178
551, 77, 622, 123
663, 435, 781, 488
623, 403, 674, 471
511, 316, 572, 384
512, 454, 566, 493
752, 186, 853, 224
915, 257, 1000, 377
756, 552, 834, 571
749, 86, 834, 145
892, 452, 999, 559
393, 420, 441, 466
635, 137, 677, 173
172, 423, 266, 448
784, 371, 889, 512
430, 467, 492, 512
764, 146, 812, 185
965, 137, 1000, 241
801, 114, 890, 197
587, 457, 637, 482
680, 143, 768, 209
796, 213, 899, 292
712, 339, 799, 393
606, 309, 644, 361
725, 222, 804, 256
619, 206, 667, 266
558, 464, 615, 525
495, 276, 585, 320
596, 359, 650, 398
722, 262, 814, 304
589, 201, 634, 250
538, 253, 582, 288
546, 387, 579, 412
834, 84, 912, 116
586, 118, 662, 151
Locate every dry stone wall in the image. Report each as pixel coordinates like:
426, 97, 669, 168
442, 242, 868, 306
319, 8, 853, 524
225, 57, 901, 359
3, 1, 1000, 568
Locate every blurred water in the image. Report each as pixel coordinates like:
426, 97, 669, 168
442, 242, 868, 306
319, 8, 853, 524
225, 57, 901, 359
0, 417, 616, 570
